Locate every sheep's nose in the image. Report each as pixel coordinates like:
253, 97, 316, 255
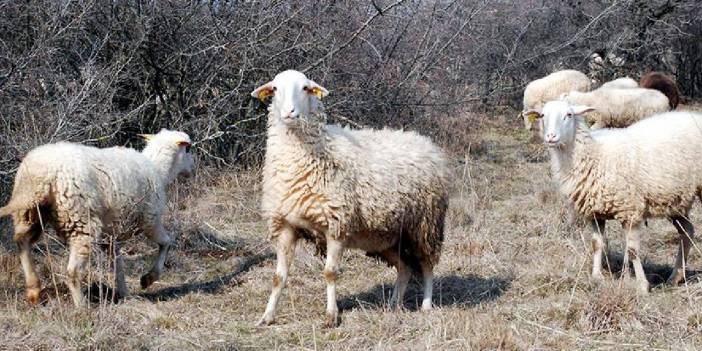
544, 132, 559, 143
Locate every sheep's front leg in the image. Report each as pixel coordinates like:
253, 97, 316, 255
624, 222, 649, 294
141, 223, 173, 289
67, 235, 92, 307
590, 218, 607, 282
323, 239, 344, 328
257, 226, 298, 326
668, 216, 695, 285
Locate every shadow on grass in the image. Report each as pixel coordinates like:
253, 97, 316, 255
601, 250, 702, 287
139, 251, 273, 302
339, 274, 512, 312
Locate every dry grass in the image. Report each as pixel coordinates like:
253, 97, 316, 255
2, 108, 702, 350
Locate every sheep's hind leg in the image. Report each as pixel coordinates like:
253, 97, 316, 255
323, 238, 345, 328
668, 216, 695, 286
66, 235, 92, 307
420, 261, 434, 311
257, 226, 298, 326
140, 222, 173, 289
110, 241, 128, 300
14, 220, 42, 305
590, 218, 607, 282
381, 250, 410, 310
624, 222, 649, 294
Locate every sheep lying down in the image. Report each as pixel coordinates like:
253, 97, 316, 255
0, 129, 194, 307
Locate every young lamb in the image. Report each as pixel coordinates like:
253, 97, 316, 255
526, 101, 702, 294
640, 71, 680, 109
252, 70, 449, 327
0, 129, 194, 307
521, 69, 591, 132
598, 77, 638, 90
559, 87, 669, 129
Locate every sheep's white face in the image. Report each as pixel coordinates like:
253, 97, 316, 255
141, 129, 195, 179
251, 70, 328, 124
526, 101, 594, 148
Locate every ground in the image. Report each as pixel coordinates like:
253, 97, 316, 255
1, 109, 702, 350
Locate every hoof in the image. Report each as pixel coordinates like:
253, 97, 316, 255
256, 316, 275, 327
140, 272, 157, 289
421, 301, 432, 311
590, 272, 605, 286
26, 288, 41, 305
324, 313, 339, 328
637, 281, 650, 295
667, 271, 685, 286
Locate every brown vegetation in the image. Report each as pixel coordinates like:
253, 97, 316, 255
2, 0, 702, 349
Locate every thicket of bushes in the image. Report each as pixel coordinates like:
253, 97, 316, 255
1, 0, 701, 201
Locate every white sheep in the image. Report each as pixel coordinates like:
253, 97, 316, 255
598, 77, 638, 90
526, 101, 702, 294
252, 70, 449, 327
560, 87, 669, 129
0, 129, 194, 307
521, 69, 591, 131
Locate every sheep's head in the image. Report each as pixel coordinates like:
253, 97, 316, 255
140, 129, 195, 180
251, 70, 328, 125
525, 101, 594, 148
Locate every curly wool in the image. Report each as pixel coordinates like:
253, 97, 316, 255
0, 130, 191, 240
262, 109, 449, 268
598, 77, 638, 90
561, 87, 669, 129
522, 69, 591, 130
550, 111, 702, 224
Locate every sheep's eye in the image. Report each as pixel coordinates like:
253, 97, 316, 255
302, 86, 309, 91
272, 87, 277, 91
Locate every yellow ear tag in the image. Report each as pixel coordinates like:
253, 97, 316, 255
257, 88, 273, 101
137, 134, 154, 142
526, 112, 541, 124
311, 87, 324, 99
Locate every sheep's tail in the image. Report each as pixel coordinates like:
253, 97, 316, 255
0, 183, 51, 219
0, 203, 15, 218
0, 196, 37, 218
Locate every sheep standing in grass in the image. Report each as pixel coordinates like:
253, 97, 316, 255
253, 70, 449, 327
640, 71, 680, 109
0, 130, 194, 307
527, 101, 702, 294
560, 87, 669, 129
598, 77, 638, 90
521, 70, 591, 132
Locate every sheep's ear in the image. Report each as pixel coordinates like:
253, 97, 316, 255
572, 106, 596, 115
306, 80, 328, 99
137, 134, 154, 142
251, 82, 275, 102
523, 110, 542, 124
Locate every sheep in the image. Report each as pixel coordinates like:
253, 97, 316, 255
640, 71, 680, 109
252, 70, 449, 327
598, 77, 638, 90
559, 87, 669, 129
521, 69, 591, 132
526, 101, 702, 294
588, 51, 627, 84
0, 129, 194, 307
